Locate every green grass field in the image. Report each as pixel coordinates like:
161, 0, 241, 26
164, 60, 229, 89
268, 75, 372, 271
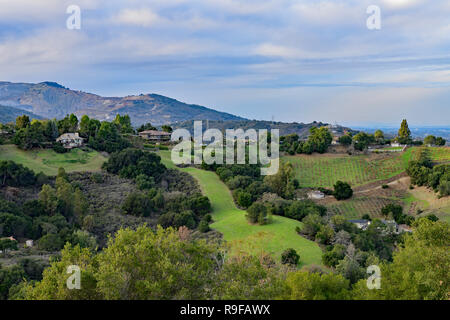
158, 150, 323, 266
0, 144, 107, 176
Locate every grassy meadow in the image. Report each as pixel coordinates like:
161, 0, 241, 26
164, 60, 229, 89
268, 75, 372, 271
0, 144, 107, 176
158, 150, 323, 266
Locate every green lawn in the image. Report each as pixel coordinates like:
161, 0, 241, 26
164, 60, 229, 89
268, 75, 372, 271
158, 150, 323, 267
0, 144, 107, 176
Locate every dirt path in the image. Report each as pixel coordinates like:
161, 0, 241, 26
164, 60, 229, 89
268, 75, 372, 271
353, 172, 409, 194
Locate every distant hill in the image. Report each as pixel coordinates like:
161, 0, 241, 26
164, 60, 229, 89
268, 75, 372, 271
171, 120, 357, 138
0, 105, 43, 123
0, 81, 244, 126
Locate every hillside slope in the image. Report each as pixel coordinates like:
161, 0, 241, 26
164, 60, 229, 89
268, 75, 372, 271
0, 105, 43, 123
0, 81, 244, 125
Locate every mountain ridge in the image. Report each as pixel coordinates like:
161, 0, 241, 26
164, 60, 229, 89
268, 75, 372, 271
0, 81, 244, 126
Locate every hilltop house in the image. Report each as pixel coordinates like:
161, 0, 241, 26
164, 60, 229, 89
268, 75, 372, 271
56, 133, 84, 149
139, 130, 172, 142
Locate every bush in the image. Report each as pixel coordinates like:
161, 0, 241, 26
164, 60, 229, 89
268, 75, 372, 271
281, 248, 300, 266
333, 181, 353, 200
90, 173, 104, 184
52, 142, 68, 154
198, 220, 210, 233
38, 233, 63, 251
246, 202, 269, 225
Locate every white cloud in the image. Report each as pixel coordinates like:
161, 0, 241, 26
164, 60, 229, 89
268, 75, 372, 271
113, 8, 165, 27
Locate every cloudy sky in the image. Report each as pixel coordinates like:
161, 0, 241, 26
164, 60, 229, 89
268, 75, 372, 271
0, 0, 449, 126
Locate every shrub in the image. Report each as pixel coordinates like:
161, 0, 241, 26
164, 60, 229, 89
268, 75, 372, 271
90, 173, 104, 184
333, 181, 353, 200
198, 220, 210, 233
281, 248, 300, 266
52, 142, 68, 154
246, 202, 269, 225
38, 233, 63, 251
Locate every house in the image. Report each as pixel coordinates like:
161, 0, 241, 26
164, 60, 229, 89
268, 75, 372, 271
56, 133, 84, 149
307, 190, 325, 200
348, 219, 371, 230
139, 130, 172, 142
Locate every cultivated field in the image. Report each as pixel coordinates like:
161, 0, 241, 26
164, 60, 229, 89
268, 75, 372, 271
284, 153, 405, 189
285, 147, 450, 189
403, 146, 450, 164
0, 144, 107, 176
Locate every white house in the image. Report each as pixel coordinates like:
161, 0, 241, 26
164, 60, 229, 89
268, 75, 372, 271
56, 133, 84, 149
307, 190, 325, 200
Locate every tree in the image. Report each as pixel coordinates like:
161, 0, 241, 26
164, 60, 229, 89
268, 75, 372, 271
397, 119, 411, 144
113, 114, 133, 134
308, 127, 333, 153
338, 135, 352, 146
38, 184, 58, 215
161, 125, 173, 133
79, 115, 91, 138
281, 248, 300, 266
352, 132, 374, 151
374, 130, 384, 143
322, 244, 346, 267
137, 123, 157, 133
0, 239, 18, 256
284, 270, 351, 300
333, 181, 353, 200
424, 135, 436, 146
435, 137, 446, 146
264, 162, 296, 199
246, 202, 269, 225
16, 115, 30, 129
237, 191, 252, 208
353, 219, 450, 300
95, 226, 217, 299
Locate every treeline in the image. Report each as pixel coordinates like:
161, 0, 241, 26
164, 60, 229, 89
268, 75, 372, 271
407, 148, 449, 197
280, 127, 332, 155
7, 219, 449, 300
4, 114, 134, 153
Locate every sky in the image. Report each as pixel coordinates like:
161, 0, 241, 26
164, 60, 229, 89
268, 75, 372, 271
0, 0, 449, 127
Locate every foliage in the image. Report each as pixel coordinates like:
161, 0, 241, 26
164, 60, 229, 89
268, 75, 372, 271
333, 181, 353, 200
0, 160, 37, 187
397, 119, 411, 144
281, 248, 300, 266
102, 148, 166, 181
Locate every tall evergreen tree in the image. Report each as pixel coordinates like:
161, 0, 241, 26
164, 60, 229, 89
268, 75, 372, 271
397, 119, 411, 144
